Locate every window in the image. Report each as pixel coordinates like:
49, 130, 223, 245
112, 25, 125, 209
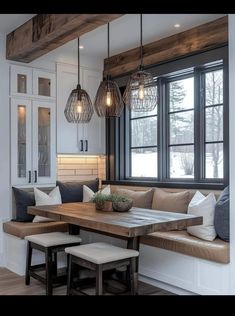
130, 105, 158, 177
106, 47, 228, 188
204, 69, 224, 179
167, 76, 194, 178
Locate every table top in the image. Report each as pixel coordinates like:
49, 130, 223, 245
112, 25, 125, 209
28, 202, 203, 238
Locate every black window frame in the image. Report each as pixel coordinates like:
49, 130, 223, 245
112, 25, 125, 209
105, 46, 229, 190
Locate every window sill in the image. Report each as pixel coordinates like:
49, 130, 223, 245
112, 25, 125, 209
102, 180, 227, 190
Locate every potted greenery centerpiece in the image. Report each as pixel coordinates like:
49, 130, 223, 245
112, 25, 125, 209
112, 194, 133, 212
91, 193, 114, 211
91, 193, 133, 212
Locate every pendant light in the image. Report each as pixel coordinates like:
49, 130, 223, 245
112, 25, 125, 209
94, 23, 124, 117
123, 14, 157, 112
64, 38, 94, 123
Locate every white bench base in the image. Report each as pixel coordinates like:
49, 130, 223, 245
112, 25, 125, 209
4, 233, 66, 276
139, 244, 230, 295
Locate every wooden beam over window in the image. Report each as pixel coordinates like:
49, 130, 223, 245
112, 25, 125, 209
6, 14, 123, 63
104, 16, 228, 78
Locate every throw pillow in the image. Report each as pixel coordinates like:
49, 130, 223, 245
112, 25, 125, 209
12, 187, 35, 222
152, 188, 191, 213
56, 179, 99, 203
214, 186, 229, 242
33, 186, 62, 222
113, 188, 153, 209
187, 191, 217, 241
83, 185, 111, 202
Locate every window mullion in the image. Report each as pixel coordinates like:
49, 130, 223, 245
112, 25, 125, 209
158, 77, 167, 181
194, 67, 202, 182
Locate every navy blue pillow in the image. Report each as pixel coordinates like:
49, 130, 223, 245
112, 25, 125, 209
12, 187, 35, 222
56, 179, 99, 203
214, 186, 229, 242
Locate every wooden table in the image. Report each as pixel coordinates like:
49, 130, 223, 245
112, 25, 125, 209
28, 202, 202, 293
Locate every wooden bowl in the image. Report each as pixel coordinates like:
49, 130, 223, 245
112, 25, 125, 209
112, 200, 133, 212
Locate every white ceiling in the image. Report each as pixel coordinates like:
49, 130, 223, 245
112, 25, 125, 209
0, 14, 225, 59
79, 14, 225, 58
0, 14, 35, 35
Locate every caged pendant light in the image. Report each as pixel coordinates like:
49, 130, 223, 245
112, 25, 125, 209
64, 38, 94, 123
94, 23, 124, 117
123, 14, 157, 112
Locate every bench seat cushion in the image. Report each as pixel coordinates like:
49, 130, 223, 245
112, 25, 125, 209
3, 221, 68, 239
140, 230, 230, 264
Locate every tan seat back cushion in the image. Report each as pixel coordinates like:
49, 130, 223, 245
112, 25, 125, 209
114, 188, 153, 209
152, 188, 191, 213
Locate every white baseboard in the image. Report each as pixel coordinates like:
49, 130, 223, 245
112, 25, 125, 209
138, 274, 196, 295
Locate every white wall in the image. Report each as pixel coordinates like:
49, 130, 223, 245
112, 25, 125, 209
229, 14, 235, 293
0, 36, 10, 265
0, 37, 103, 266
30, 39, 103, 72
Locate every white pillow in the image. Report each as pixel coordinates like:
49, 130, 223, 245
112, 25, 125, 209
187, 191, 217, 241
83, 185, 111, 202
33, 186, 62, 222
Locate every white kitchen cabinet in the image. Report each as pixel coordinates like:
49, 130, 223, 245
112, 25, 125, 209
56, 62, 105, 155
11, 97, 56, 186
10, 65, 32, 97
10, 65, 55, 100
33, 68, 56, 98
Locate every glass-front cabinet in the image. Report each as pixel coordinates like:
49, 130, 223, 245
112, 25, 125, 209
10, 65, 32, 96
10, 65, 55, 99
32, 100, 56, 185
33, 69, 56, 98
11, 98, 56, 185
11, 99, 32, 185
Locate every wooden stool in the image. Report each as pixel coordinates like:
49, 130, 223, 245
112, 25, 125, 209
25, 232, 82, 295
65, 242, 139, 295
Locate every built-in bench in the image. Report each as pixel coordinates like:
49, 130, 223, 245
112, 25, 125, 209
3, 221, 68, 239
106, 184, 230, 294
140, 230, 229, 264
3, 221, 69, 276
109, 184, 229, 264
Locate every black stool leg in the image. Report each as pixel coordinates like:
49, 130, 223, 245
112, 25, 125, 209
130, 258, 138, 295
126, 264, 131, 292
25, 242, 32, 285
45, 248, 53, 295
96, 264, 103, 295
53, 252, 57, 277
67, 254, 73, 296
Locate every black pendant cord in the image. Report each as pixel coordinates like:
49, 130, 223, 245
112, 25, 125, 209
140, 14, 143, 70
107, 23, 110, 81
77, 37, 80, 88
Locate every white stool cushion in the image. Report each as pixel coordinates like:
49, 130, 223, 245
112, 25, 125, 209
25, 232, 82, 247
65, 242, 139, 264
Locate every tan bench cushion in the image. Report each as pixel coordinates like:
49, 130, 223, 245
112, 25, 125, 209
140, 230, 230, 264
3, 221, 68, 239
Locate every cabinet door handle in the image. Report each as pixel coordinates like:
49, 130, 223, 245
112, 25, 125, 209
28, 171, 31, 183
85, 140, 88, 152
34, 170, 37, 183
80, 140, 84, 151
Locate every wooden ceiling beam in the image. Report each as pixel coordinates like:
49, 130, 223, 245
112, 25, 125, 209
6, 14, 123, 63
104, 16, 228, 78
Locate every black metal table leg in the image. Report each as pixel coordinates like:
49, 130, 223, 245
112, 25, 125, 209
68, 224, 80, 235
127, 236, 140, 295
